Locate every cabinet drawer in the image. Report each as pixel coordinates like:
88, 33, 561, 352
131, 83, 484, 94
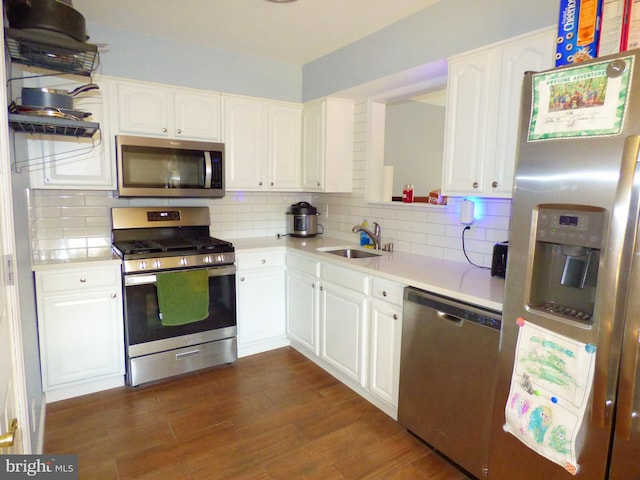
321, 262, 370, 294
372, 277, 405, 306
236, 250, 285, 271
286, 252, 319, 277
37, 266, 121, 294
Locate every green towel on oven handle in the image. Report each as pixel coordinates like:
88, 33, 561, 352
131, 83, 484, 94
156, 269, 210, 326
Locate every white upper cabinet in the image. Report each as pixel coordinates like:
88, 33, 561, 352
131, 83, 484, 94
173, 90, 222, 140
442, 27, 555, 198
302, 97, 354, 192
112, 78, 221, 141
268, 102, 302, 190
223, 94, 302, 191
27, 76, 115, 190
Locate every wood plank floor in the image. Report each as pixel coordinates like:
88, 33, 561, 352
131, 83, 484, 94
44, 347, 472, 480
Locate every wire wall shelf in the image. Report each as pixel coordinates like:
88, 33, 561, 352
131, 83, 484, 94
9, 113, 99, 138
5, 28, 99, 76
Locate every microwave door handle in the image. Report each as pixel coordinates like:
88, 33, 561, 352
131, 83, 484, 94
593, 136, 640, 428
204, 152, 213, 188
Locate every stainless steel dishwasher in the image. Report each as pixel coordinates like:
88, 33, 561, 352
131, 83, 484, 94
398, 287, 501, 479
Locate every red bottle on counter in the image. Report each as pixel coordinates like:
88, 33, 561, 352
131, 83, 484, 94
402, 184, 414, 203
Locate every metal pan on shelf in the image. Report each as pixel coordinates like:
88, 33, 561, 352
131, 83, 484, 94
9, 101, 91, 122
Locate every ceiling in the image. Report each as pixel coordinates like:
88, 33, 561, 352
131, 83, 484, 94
73, 0, 442, 64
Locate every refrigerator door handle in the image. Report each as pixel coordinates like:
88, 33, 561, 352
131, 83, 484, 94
593, 136, 640, 428
615, 243, 640, 440
614, 137, 640, 439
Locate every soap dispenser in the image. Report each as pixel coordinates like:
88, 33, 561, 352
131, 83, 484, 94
360, 219, 371, 246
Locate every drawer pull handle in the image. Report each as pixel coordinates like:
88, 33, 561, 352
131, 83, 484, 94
382, 291, 387, 297
393, 314, 398, 320
176, 349, 200, 360
80, 277, 87, 283
111, 293, 117, 299
261, 259, 266, 264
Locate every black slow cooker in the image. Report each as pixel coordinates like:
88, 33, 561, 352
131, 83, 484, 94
286, 201, 320, 237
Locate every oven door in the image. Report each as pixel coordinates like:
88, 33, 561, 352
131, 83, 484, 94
123, 265, 236, 358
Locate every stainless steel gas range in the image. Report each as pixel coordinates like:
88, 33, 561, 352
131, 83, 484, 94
111, 206, 237, 386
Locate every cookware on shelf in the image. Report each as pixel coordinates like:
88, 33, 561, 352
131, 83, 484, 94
21, 83, 99, 110
6, 0, 89, 42
9, 101, 92, 122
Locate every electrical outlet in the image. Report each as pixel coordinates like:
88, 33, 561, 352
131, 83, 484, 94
324, 204, 329, 217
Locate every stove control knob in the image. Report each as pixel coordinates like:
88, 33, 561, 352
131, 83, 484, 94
203, 255, 213, 264
139, 261, 148, 270
180, 257, 188, 266
153, 260, 162, 269
217, 254, 224, 263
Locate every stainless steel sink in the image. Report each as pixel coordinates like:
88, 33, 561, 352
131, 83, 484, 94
320, 247, 383, 259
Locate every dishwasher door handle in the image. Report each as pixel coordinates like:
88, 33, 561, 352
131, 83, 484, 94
437, 310, 464, 325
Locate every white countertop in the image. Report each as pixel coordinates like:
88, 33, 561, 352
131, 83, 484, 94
233, 235, 504, 312
31, 235, 504, 311
31, 251, 123, 271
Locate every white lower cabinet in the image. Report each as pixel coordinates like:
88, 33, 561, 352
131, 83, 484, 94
320, 263, 369, 385
35, 263, 125, 402
369, 278, 404, 409
285, 252, 404, 418
286, 252, 320, 355
236, 249, 288, 357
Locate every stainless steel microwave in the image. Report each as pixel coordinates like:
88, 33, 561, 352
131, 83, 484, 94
115, 135, 225, 198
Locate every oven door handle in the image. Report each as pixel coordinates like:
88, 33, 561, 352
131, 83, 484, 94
124, 265, 236, 286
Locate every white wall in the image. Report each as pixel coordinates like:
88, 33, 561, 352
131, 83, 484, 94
302, 0, 559, 100
86, 23, 303, 102
384, 100, 444, 197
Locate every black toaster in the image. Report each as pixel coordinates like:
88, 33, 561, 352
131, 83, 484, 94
491, 241, 508, 278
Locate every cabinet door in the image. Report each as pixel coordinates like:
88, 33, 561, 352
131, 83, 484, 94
29, 82, 114, 189
370, 298, 402, 407
491, 29, 555, 196
442, 48, 500, 196
223, 95, 266, 189
320, 281, 367, 385
115, 82, 172, 136
237, 268, 286, 346
286, 269, 319, 354
301, 100, 324, 190
174, 90, 221, 141
268, 103, 302, 190
39, 289, 124, 390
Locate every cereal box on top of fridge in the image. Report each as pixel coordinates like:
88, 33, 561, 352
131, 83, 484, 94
624, 0, 640, 50
555, 0, 604, 66
598, 0, 626, 55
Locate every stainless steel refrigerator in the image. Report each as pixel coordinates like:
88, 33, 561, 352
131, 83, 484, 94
489, 50, 640, 479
